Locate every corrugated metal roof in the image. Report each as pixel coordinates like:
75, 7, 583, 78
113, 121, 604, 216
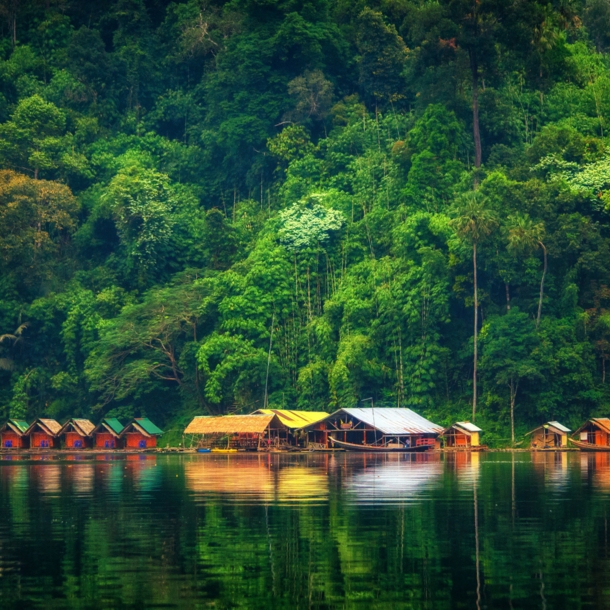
336, 408, 443, 435
547, 421, 571, 433
456, 422, 482, 433
92, 418, 125, 437
185, 414, 279, 435
60, 419, 95, 437
253, 409, 329, 429
134, 418, 163, 435
8, 419, 29, 434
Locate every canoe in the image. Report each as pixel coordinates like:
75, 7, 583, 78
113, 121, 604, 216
211, 448, 238, 454
329, 437, 431, 453
197, 448, 211, 453
570, 439, 610, 451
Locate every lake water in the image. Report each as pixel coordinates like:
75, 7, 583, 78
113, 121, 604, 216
0, 451, 608, 609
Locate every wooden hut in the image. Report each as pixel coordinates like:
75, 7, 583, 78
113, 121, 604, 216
251, 409, 329, 446
573, 418, 610, 449
59, 418, 95, 449
25, 418, 62, 448
184, 414, 289, 450
0, 419, 30, 448
526, 421, 571, 449
120, 418, 163, 449
92, 418, 124, 449
303, 407, 444, 450
442, 422, 483, 449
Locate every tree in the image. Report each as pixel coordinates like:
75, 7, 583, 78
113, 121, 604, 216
453, 192, 497, 421
356, 8, 408, 109
480, 309, 540, 445
507, 214, 547, 328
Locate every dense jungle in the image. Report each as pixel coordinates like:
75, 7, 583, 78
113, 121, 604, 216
2, 0, 610, 445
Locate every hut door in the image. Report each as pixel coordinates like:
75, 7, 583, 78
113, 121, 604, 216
4, 440, 12, 448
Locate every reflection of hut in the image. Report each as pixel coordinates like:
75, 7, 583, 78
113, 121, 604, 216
572, 418, 610, 449
251, 409, 329, 446
527, 421, 571, 449
25, 418, 62, 448
442, 422, 482, 449
0, 419, 30, 448
120, 418, 163, 449
303, 408, 443, 449
59, 418, 95, 448
184, 414, 289, 450
92, 418, 124, 449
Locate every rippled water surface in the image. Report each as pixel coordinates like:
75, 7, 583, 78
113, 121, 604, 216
0, 451, 609, 608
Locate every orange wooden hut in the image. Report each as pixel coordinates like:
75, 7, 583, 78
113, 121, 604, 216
59, 418, 95, 449
0, 419, 30, 448
92, 418, 125, 449
441, 422, 483, 449
526, 421, 571, 449
25, 418, 62, 448
120, 418, 163, 449
572, 418, 610, 450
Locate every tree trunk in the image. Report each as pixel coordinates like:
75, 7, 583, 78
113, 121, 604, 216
505, 283, 511, 312
473, 242, 478, 422
510, 377, 518, 446
470, 49, 482, 172
536, 242, 547, 328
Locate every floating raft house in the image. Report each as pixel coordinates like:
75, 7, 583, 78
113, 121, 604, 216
442, 422, 482, 449
0, 419, 30, 448
573, 418, 610, 448
304, 407, 444, 449
59, 418, 95, 449
526, 421, 571, 449
120, 418, 163, 449
25, 418, 62, 448
92, 418, 124, 449
185, 414, 289, 449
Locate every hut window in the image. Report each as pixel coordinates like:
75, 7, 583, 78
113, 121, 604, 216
139, 440, 146, 448
4, 440, 12, 448
74, 440, 82, 448
41, 440, 48, 448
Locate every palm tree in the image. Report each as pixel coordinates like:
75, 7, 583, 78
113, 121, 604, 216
507, 215, 547, 328
453, 192, 497, 422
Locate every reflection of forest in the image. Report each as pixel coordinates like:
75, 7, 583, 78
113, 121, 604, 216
0, 454, 609, 607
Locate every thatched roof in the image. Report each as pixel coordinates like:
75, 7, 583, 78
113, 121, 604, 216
185, 414, 283, 435
252, 409, 329, 429
59, 418, 95, 437
26, 418, 62, 436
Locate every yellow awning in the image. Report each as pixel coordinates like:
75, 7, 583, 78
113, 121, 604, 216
252, 409, 329, 429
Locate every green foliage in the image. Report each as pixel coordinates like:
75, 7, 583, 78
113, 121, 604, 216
1, 1, 610, 441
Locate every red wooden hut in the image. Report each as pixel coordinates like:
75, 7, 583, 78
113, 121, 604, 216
59, 418, 95, 449
25, 418, 62, 448
91, 418, 125, 449
0, 419, 30, 448
120, 418, 163, 449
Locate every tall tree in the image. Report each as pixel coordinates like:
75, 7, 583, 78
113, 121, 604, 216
507, 214, 547, 328
453, 192, 497, 421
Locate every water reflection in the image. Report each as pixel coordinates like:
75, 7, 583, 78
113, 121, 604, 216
0, 453, 608, 608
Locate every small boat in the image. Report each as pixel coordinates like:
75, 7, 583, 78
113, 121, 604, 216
570, 439, 610, 451
211, 448, 238, 454
197, 448, 211, 453
329, 437, 432, 453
